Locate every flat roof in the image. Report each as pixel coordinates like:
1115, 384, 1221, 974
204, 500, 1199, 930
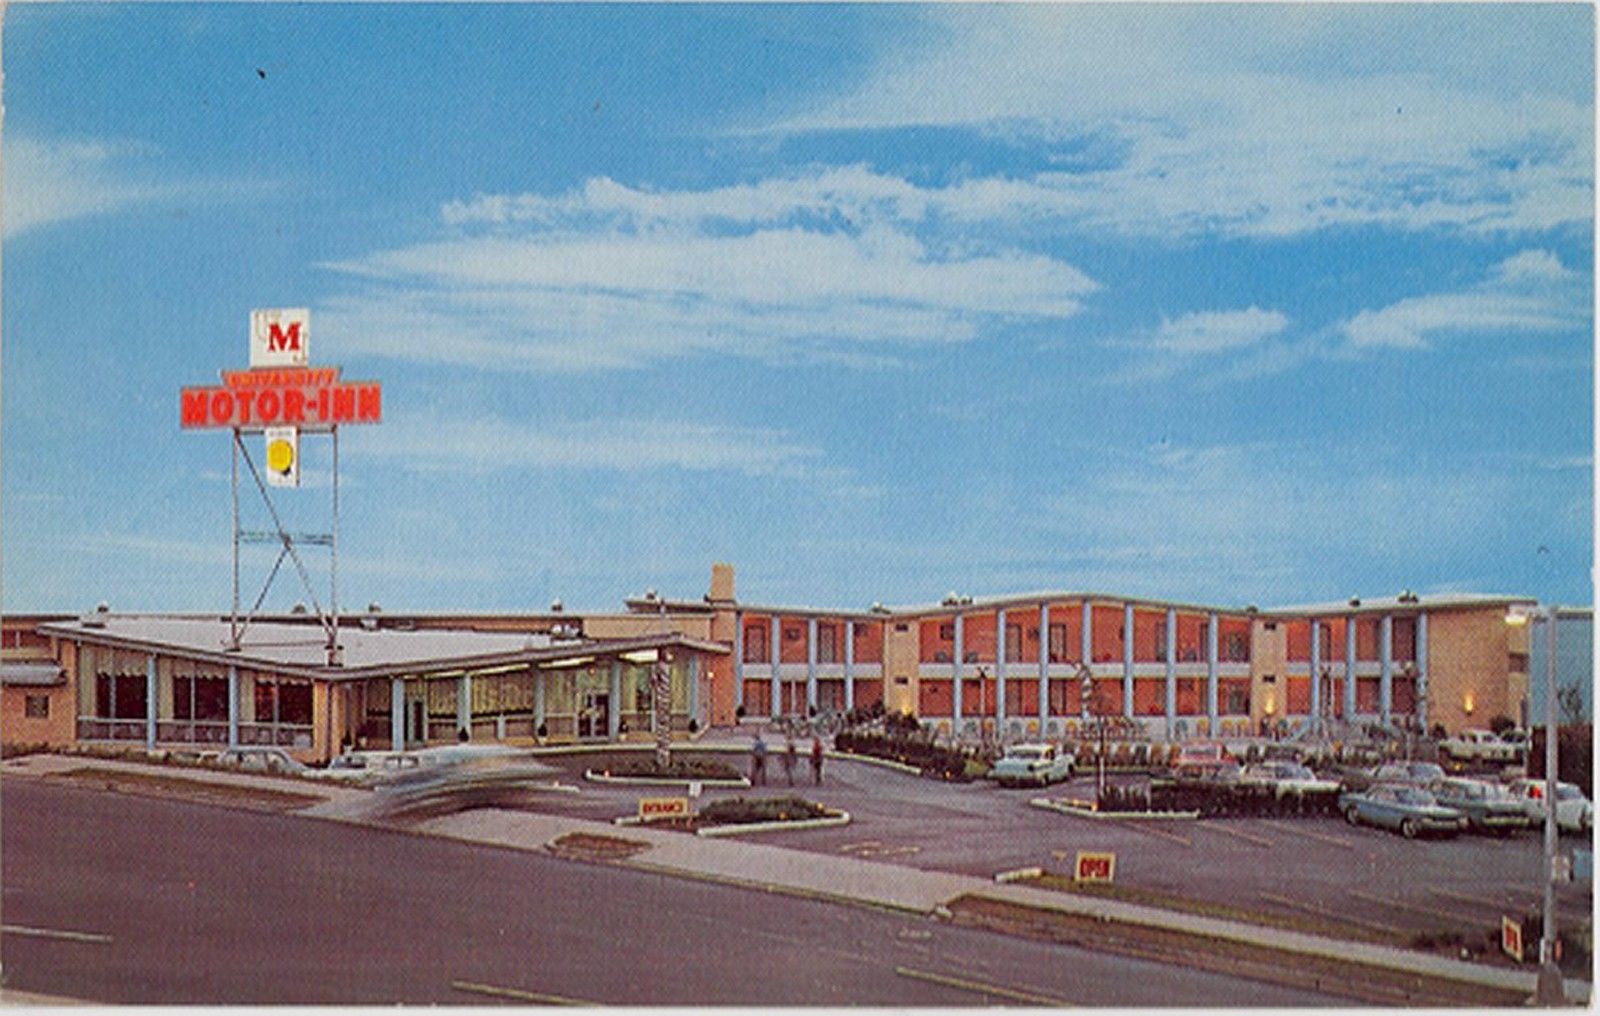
39, 615, 726, 682
1262, 593, 1540, 618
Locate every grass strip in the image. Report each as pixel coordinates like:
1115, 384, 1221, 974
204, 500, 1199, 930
47, 767, 322, 812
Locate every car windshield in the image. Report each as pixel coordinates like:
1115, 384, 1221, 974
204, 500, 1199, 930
1394, 788, 1435, 806
1008, 748, 1046, 761
1409, 764, 1445, 781
1558, 785, 1587, 801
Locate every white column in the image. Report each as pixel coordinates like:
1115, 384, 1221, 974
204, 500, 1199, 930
952, 614, 964, 723
995, 609, 1007, 726
227, 665, 239, 749
1206, 613, 1219, 729
1309, 619, 1322, 721
457, 674, 471, 738
145, 654, 158, 749
1379, 614, 1394, 725
608, 660, 622, 740
390, 676, 405, 750
1080, 601, 1093, 664
1165, 609, 1177, 733
1122, 603, 1135, 719
1038, 603, 1049, 722
733, 611, 744, 712
806, 617, 818, 712
844, 620, 856, 710
534, 669, 545, 736
1344, 620, 1358, 720
1416, 613, 1429, 730
769, 616, 781, 717
688, 655, 701, 726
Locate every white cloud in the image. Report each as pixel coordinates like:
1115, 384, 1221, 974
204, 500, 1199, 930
322, 186, 1096, 372
4, 135, 277, 237
1343, 249, 1586, 350
766, 8, 1592, 238
351, 414, 825, 479
1148, 308, 1289, 355
1106, 306, 1294, 384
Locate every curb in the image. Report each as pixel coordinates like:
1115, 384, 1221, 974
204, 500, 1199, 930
695, 810, 851, 838
1029, 798, 1199, 820
583, 770, 751, 789
619, 856, 928, 917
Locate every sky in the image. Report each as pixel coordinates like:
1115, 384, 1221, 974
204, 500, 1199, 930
3, 3, 1594, 616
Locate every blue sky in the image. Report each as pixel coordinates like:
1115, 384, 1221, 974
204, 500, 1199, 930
4, 4, 1594, 615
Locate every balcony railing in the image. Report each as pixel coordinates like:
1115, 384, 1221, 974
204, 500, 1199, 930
77, 717, 311, 748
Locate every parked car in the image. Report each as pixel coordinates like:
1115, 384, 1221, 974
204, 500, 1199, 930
1440, 728, 1519, 764
1170, 742, 1234, 777
987, 743, 1075, 787
1371, 761, 1447, 787
1339, 783, 1466, 839
1238, 761, 1341, 798
1428, 777, 1531, 835
201, 746, 310, 776
1505, 778, 1595, 834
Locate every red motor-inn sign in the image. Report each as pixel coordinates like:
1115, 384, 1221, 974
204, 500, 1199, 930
181, 367, 381, 430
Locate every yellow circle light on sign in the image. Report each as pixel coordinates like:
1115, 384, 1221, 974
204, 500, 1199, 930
266, 438, 295, 474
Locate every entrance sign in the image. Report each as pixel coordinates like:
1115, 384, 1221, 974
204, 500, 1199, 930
264, 427, 299, 488
181, 369, 381, 430
1501, 915, 1524, 962
1073, 851, 1116, 883
250, 308, 310, 368
638, 796, 690, 822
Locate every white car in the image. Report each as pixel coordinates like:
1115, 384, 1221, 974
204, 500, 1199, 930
1238, 761, 1341, 797
987, 743, 1076, 788
1506, 779, 1594, 834
1441, 729, 1518, 764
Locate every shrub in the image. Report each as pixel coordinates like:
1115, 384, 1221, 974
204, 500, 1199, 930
1488, 714, 1517, 736
605, 757, 742, 780
699, 795, 828, 826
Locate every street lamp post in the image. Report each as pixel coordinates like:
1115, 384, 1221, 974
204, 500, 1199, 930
1510, 603, 1563, 1003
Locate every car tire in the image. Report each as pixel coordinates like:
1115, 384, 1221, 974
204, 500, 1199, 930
1401, 818, 1420, 840
1344, 806, 1360, 826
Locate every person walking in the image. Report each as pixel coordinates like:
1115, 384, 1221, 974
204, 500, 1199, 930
810, 735, 824, 785
782, 735, 797, 786
751, 733, 768, 786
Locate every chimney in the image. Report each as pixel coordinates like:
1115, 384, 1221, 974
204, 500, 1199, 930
708, 562, 735, 604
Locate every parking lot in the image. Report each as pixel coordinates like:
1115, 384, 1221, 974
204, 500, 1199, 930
522, 748, 1592, 953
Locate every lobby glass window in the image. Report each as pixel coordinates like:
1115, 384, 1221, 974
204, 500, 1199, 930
1048, 624, 1068, 663
938, 623, 955, 641
113, 673, 147, 719
1224, 632, 1249, 662
1005, 624, 1023, 659
24, 694, 48, 719
279, 683, 312, 725
1154, 624, 1168, 660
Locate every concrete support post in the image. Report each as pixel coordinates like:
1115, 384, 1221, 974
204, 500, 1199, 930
769, 616, 781, 718
995, 609, 1007, 727
1038, 603, 1050, 722
457, 674, 471, 738
1080, 601, 1092, 665
1310, 619, 1322, 723
1416, 613, 1429, 731
806, 617, 818, 712
608, 661, 622, 740
952, 614, 964, 724
733, 611, 744, 712
1379, 613, 1394, 725
145, 654, 157, 749
1165, 609, 1177, 734
390, 676, 405, 751
1344, 621, 1358, 721
1122, 603, 1135, 719
688, 655, 701, 726
1206, 613, 1219, 730
533, 670, 545, 736
844, 620, 855, 710
227, 665, 239, 749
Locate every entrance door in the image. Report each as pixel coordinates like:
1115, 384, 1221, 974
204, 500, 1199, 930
410, 699, 426, 747
578, 692, 609, 740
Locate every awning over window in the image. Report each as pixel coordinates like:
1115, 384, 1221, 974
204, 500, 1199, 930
1, 662, 66, 687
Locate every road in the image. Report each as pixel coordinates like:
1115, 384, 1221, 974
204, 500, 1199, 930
0, 777, 1343, 1006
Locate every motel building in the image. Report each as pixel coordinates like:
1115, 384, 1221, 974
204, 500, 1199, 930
0, 564, 1571, 761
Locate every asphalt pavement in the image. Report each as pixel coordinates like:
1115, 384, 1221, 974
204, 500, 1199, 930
1, 777, 1346, 1006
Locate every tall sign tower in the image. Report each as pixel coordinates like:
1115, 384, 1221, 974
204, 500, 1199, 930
180, 310, 383, 664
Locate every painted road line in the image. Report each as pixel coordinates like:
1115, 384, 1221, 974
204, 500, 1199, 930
837, 840, 884, 853
1, 924, 112, 945
450, 979, 594, 1006
1349, 890, 1472, 925
1267, 823, 1358, 850
1111, 819, 1191, 847
894, 965, 1074, 1006
1255, 893, 1403, 937
1197, 822, 1275, 848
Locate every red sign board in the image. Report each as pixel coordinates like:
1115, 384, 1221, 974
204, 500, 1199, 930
1501, 916, 1524, 962
638, 797, 691, 822
1074, 851, 1116, 883
181, 367, 381, 430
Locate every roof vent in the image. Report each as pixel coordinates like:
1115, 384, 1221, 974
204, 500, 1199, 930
291, 602, 309, 615
367, 602, 382, 613
82, 602, 110, 628
550, 599, 564, 613
1348, 596, 1361, 608
943, 591, 960, 606
1398, 589, 1419, 604
644, 588, 658, 601
870, 601, 885, 613
96, 601, 111, 613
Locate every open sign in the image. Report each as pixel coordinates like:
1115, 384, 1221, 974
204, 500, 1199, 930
1074, 851, 1116, 883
